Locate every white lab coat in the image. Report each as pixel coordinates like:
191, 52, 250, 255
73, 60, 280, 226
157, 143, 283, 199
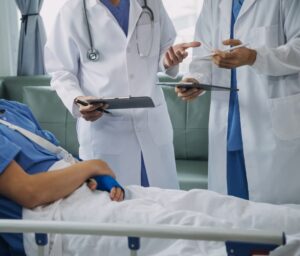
45, 0, 179, 189
188, 0, 300, 204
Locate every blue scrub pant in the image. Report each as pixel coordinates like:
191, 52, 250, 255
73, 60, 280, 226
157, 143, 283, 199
141, 153, 149, 187
227, 150, 249, 200
0, 237, 10, 255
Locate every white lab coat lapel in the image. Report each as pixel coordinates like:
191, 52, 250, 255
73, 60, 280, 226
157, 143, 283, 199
218, 0, 258, 30
127, 0, 142, 43
218, 0, 232, 44
219, 0, 232, 31
238, 0, 257, 20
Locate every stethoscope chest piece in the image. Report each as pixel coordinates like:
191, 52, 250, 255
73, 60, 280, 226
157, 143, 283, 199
87, 48, 100, 62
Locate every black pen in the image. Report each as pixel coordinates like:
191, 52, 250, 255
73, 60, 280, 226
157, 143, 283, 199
75, 99, 111, 114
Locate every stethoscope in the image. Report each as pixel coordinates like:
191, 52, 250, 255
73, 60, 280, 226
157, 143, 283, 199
83, 0, 154, 62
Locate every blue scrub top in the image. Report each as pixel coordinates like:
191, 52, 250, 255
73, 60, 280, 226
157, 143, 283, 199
101, 0, 130, 36
226, 0, 249, 200
0, 100, 59, 255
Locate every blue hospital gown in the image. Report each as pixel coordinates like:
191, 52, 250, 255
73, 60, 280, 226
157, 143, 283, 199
0, 99, 59, 255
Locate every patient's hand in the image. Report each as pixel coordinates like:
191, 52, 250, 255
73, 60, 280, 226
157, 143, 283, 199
87, 180, 124, 201
88, 175, 125, 202
110, 187, 124, 202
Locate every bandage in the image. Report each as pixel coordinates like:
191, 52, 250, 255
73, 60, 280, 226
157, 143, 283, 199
92, 175, 124, 193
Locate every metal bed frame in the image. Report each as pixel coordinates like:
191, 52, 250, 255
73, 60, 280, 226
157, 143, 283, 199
0, 220, 286, 256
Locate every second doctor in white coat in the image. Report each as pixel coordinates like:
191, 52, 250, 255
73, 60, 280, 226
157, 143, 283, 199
178, 0, 300, 203
45, 0, 199, 189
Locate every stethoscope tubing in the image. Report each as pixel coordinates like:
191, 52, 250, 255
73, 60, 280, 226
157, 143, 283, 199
84, 0, 154, 61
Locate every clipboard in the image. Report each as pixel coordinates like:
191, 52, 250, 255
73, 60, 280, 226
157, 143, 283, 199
157, 82, 238, 92
86, 96, 155, 109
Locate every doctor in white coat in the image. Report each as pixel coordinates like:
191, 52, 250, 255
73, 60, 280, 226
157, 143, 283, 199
177, 0, 300, 204
45, 0, 200, 189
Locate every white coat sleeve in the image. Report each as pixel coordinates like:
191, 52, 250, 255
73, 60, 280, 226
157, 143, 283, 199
157, 0, 179, 78
183, 0, 213, 84
251, 0, 300, 76
44, 5, 83, 118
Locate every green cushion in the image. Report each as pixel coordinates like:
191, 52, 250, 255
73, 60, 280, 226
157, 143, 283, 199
22, 86, 79, 157
2, 75, 210, 190
1, 76, 50, 102
176, 160, 208, 190
163, 86, 210, 161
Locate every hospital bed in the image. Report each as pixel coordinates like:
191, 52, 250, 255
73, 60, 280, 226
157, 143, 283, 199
0, 220, 285, 256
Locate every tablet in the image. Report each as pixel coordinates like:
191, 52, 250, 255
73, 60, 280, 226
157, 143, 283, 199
157, 82, 238, 92
86, 96, 155, 109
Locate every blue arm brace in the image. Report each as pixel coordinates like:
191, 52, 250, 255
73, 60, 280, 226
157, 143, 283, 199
92, 175, 124, 193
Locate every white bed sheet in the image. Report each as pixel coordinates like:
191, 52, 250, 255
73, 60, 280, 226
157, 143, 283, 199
22, 184, 300, 256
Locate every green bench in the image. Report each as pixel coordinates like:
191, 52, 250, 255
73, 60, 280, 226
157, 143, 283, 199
0, 75, 210, 190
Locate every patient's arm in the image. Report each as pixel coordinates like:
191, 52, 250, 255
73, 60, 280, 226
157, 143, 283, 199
0, 160, 119, 209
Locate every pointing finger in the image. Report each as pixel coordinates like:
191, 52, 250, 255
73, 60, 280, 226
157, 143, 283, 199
180, 41, 201, 50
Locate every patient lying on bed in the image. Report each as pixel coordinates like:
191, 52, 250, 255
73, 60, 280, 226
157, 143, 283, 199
1, 99, 300, 256
0, 99, 124, 255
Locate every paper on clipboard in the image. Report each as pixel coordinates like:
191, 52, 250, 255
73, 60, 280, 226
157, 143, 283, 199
86, 96, 155, 109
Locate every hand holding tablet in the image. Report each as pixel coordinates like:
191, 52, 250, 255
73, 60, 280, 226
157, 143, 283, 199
157, 82, 238, 92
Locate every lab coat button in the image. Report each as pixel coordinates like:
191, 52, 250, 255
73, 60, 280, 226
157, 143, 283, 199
129, 74, 135, 80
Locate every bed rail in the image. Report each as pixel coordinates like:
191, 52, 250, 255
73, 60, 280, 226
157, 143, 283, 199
0, 220, 285, 256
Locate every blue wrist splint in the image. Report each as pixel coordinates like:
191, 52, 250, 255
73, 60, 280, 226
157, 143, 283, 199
92, 175, 124, 193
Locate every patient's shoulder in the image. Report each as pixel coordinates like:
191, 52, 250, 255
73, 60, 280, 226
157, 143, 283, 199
0, 99, 30, 113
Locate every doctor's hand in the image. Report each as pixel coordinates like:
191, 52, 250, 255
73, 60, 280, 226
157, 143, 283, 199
175, 78, 204, 101
212, 39, 257, 69
75, 96, 108, 122
163, 41, 201, 69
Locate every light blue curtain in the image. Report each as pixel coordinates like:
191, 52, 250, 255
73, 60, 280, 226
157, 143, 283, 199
15, 0, 46, 75
0, 0, 19, 76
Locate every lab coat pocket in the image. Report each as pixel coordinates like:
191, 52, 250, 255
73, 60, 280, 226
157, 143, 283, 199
148, 104, 173, 146
270, 93, 300, 141
135, 22, 160, 57
249, 25, 280, 48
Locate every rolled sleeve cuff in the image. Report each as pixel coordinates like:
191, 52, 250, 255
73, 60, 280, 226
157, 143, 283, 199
64, 90, 83, 118
250, 47, 266, 74
52, 85, 82, 118
159, 56, 179, 78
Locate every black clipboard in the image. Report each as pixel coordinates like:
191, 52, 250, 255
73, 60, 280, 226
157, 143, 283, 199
86, 96, 155, 109
157, 82, 238, 92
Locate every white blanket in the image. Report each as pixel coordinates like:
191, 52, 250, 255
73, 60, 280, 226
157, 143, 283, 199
22, 161, 300, 256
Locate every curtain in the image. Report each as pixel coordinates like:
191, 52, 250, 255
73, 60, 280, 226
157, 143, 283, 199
15, 0, 46, 75
0, 0, 19, 76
